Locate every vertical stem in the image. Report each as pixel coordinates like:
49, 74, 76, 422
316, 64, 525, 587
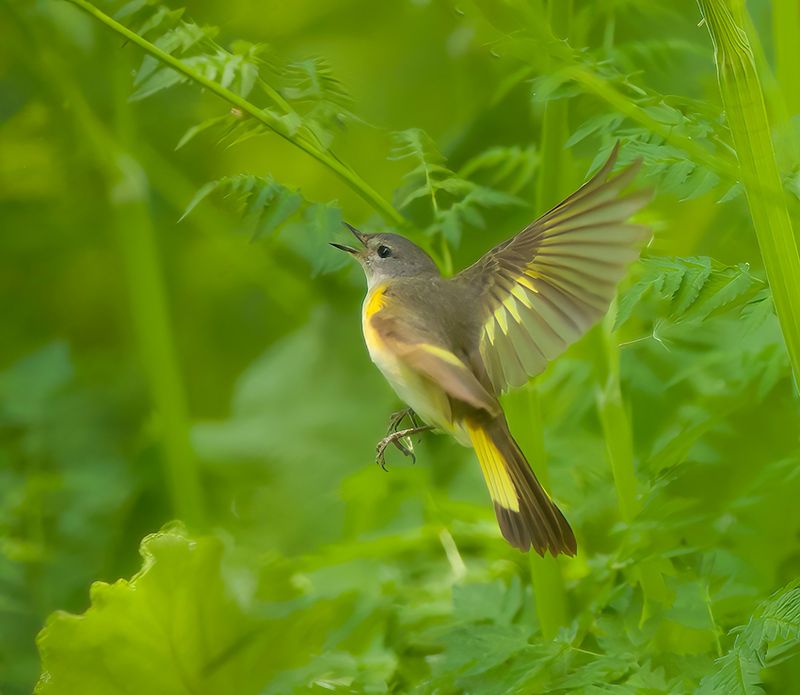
593, 310, 669, 618
504, 0, 575, 639
698, 0, 800, 386
771, 0, 800, 117
739, 9, 798, 165
535, 0, 573, 211
503, 386, 568, 638
112, 60, 205, 526
9, 0, 206, 528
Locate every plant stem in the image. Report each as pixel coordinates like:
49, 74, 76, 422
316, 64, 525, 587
771, 0, 800, 117
112, 58, 205, 526
507, 1, 575, 635
14, 3, 206, 525
593, 309, 669, 618
536, 0, 572, 211
503, 385, 568, 639
66, 0, 405, 228
698, 0, 800, 386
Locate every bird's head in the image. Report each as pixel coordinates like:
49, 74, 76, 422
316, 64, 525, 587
331, 224, 439, 288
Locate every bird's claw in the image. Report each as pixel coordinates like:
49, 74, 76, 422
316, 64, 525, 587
374, 424, 432, 471
386, 407, 419, 434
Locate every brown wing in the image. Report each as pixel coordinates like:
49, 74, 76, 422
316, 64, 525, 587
370, 313, 500, 416
457, 143, 652, 392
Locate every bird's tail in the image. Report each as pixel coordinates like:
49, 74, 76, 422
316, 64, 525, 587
465, 418, 576, 556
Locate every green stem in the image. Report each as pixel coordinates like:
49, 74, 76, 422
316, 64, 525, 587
507, 0, 576, 639
771, 0, 800, 117
595, 316, 639, 524
13, 2, 206, 525
112, 58, 205, 526
698, 0, 800, 385
536, 0, 573, 212
66, 0, 405, 228
503, 385, 568, 639
594, 309, 669, 617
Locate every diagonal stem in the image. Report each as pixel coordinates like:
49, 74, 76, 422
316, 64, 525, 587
66, 0, 405, 227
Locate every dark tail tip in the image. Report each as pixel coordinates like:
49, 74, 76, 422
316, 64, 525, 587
495, 501, 577, 557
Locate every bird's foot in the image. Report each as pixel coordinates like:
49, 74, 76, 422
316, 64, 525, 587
375, 424, 433, 471
386, 407, 419, 434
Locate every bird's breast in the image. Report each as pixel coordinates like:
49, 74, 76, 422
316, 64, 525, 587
361, 284, 468, 445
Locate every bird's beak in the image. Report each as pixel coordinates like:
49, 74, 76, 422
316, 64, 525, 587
329, 242, 358, 254
329, 222, 368, 254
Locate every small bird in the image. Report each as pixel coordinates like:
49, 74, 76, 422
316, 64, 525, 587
331, 144, 651, 555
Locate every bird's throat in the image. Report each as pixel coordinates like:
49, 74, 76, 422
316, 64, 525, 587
364, 283, 388, 320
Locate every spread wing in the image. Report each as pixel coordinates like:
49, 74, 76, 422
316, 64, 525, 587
457, 143, 652, 392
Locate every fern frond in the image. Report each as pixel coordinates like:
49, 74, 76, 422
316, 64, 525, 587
616, 256, 767, 330
66, 0, 404, 225
181, 174, 303, 241
437, 186, 523, 245
699, 583, 800, 694
282, 56, 356, 148
458, 145, 539, 194
389, 129, 524, 244
131, 20, 218, 100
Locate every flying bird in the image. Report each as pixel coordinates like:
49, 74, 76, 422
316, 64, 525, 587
331, 144, 651, 555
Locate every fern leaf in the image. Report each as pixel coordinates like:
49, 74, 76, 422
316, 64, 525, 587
616, 256, 765, 330
457, 145, 539, 194
180, 174, 302, 240
175, 114, 228, 150
699, 584, 800, 694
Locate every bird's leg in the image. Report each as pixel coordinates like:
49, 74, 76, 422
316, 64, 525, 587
386, 407, 417, 434
375, 424, 433, 471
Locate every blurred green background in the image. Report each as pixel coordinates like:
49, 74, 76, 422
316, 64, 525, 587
2, 0, 800, 692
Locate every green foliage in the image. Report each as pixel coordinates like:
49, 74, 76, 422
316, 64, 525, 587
699, 583, 800, 694
616, 256, 767, 329
4, 0, 800, 693
181, 174, 303, 241
390, 129, 525, 246
36, 525, 276, 694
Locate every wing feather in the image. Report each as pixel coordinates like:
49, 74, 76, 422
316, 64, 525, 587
459, 143, 652, 392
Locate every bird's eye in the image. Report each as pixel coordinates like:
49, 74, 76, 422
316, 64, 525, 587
377, 245, 392, 258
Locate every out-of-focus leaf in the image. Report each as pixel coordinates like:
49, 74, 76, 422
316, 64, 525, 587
36, 524, 274, 695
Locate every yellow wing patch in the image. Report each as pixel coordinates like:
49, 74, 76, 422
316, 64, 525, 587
465, 421, 520, 512
416, 343, 467, 368
487, 268, 539, 345
460, 146, 652, 393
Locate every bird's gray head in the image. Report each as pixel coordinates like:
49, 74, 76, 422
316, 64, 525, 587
331, 224, 439, 288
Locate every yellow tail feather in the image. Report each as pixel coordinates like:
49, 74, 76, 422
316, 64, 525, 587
464, 418, 576, 556
465, 421, 519, 512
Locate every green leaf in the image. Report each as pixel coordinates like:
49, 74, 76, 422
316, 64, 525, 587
698, 583, 800, 695
36, 525, 274, 694
615, 256, 764, 330
0, 342, 72, 424
175, 114, 228, 150
287, 202, 347, 275
180, 174, 303, 240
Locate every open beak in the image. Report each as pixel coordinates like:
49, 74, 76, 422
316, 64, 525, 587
329, 242, 357, 254
329, 222, 367, 254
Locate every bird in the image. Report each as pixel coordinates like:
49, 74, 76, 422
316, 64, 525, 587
330, 144, 651, 555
